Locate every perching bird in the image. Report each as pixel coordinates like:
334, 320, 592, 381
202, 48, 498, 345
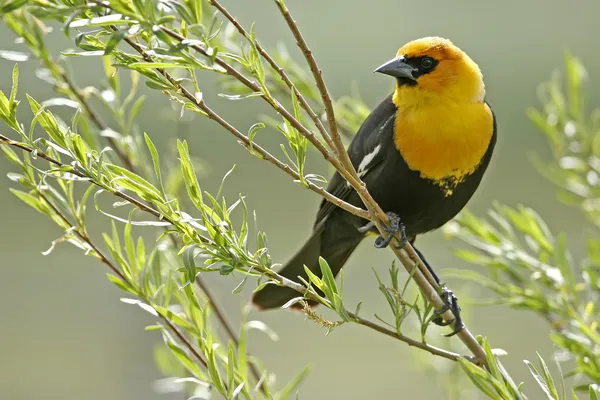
252, 36, 497, 336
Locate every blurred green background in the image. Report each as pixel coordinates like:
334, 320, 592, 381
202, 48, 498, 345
1, 0, 599, 399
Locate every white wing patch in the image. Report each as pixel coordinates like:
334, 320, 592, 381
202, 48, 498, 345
358, 144, 381, 177
347, 144, 381, 187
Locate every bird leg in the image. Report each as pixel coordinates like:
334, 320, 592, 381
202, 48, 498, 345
412, 245, 464, 336
358, 212, 407, 249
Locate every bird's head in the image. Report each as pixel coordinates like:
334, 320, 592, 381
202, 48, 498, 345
375, 37, 485, 105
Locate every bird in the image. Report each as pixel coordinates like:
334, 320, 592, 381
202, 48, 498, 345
251, 36, 497, 336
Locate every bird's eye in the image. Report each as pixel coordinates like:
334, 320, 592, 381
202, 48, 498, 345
421, 57, 434, 69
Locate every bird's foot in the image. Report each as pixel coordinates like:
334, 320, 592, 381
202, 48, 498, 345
358, 212, 407, 249
431, 286, 464, 337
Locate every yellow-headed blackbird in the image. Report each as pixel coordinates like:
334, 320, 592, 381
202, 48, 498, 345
252, 37, 497, 336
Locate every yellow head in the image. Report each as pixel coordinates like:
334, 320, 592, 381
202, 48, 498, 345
375, 37, 485, 106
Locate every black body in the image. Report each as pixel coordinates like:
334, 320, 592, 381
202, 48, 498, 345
252, 94, 497, 309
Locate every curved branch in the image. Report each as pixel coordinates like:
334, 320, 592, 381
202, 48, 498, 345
207, 0, 334, 151
91, 2, 487, 364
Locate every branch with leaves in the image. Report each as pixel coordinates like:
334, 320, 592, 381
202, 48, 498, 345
2, 0, 598, 399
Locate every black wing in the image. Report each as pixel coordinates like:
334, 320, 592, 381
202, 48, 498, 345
314, 94, 397, 226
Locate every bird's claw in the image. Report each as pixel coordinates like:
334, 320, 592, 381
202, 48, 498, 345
359, 212, 407, 250
432, 286, 464, 337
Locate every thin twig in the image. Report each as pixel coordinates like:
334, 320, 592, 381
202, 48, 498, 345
273, 271, 474, 363
272, 0, 340, 155
392, 247, 486, 362
155, 24, 371, 195
158, 26, 337, 159
206, 0, 335, 151
0, 133, 164, 219
267, 1, 487, 360
56, 61, 246, 375
194, 276, 267, 388
85, 2, 486, 364
353, 314, 474, 363
117, 27, 487, 363
120, 36, 370, 220
37, 192, 209, 370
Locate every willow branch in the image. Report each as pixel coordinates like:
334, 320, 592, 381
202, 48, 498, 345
119, 36, 370, 220
92, 4, 488, 363
53, 50, 247, 378
264, 1, 487, 359
206, 0, 335, 151
266, 269, 475, 364
36, 192, 209, 370
0, 133, 168, 220
272, 0, 340, 153
157, 26, 337, 159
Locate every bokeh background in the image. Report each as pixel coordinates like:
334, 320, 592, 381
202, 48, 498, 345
1, 0, 600, 399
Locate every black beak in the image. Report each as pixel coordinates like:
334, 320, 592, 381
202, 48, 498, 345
374, 56, 416, 81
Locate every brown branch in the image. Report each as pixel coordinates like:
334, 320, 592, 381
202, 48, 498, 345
120, 36, 370, 221
0, 133, 164, 220
270, 0, 384, 215
353, 314, 475, 363
37, 192, 209, 370
118, 30, 487, 364
206, 0, 335, 151
84, 1, 488, 364
55, 57, 246, 375
156, 25, 373, 198
266, 1, 482, 357
272, 271, 474, 363
272, 0, 340, 154
194, 276, 266, 389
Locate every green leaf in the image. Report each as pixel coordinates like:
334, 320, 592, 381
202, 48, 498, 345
129, 62, 190, 69
104, 30, 127, 55
10, 189, 50, 217
483, 338, 503, 382
106, 273, 138, 296
165, 339, 205, 379
182, 245, 198, 285
226, 342, 236, 398
69, 14, 131, 29
590, 386, 599, 400
71, 134, 88, 169
143, 133, 166, 198
0, 0, 29, 14
145, 80, 172, 91
457, 358, 503, 400
154, 306, 194, 332
277, 365, 311, 399
10, 64, 18, 106
27, 95, 66, 148
124, 216, 137, 276
218, 92, 263, 100
206, 345, 225, 395
105, 163, 163, 203
177, 140, 203, 210
525, 359, 558, 400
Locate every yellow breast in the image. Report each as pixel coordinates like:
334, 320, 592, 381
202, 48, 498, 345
393, 101, 494, 194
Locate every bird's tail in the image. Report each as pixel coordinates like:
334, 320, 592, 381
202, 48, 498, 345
251, 223, 361, 310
